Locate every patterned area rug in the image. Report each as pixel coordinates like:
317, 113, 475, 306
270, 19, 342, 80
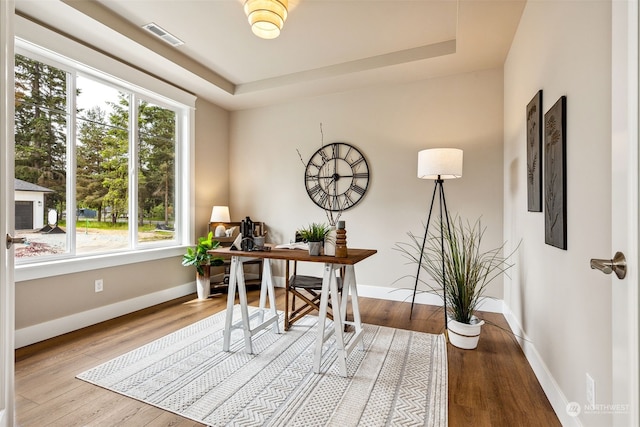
77, 305, 447, 426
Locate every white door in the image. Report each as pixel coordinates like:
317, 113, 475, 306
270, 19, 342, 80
0, 0, 15, 426
611, 2, 639, 426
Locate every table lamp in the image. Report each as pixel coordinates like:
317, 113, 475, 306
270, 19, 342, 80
210, 206, 230, 237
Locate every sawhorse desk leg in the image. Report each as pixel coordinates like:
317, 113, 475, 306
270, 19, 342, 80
313, 264, 364, 376
223, 256, 279, 354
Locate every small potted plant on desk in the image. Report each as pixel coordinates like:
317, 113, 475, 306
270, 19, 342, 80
297, 223, 332, 256
182, 231, 224, 299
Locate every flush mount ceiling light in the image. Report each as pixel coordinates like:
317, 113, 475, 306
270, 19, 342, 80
244, 0, 288, 39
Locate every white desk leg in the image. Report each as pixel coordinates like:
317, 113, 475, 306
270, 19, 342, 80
313, 263, 333, 373
259, 259, 268, 309
313, 264, 364, 376
330, 264, 348, 377
223, 256, 240, 352
234, 257, 254, 354
340, 266, 351, 325
259, 260, 280, 334
345, 266, 365, 350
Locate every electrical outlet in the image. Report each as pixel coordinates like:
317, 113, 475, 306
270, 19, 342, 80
586, 373, 596, 407
95, 279, 103, 293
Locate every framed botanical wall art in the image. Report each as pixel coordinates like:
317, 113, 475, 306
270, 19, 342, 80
544, 96, 567, 250
527, 90, 543, 212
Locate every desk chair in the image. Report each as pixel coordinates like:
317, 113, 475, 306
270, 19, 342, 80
284, 260, 343, 331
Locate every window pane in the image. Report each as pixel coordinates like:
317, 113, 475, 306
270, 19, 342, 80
137, 99, 176, 244
76, 76, 130, 254
14, 54, 68, 259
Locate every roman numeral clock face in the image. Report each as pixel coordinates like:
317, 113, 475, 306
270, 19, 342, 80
304, 142, 370, 212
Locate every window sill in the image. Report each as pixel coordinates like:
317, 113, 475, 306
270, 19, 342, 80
15, 246, 188, 282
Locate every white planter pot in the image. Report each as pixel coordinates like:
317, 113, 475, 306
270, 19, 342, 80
308, 241, 322, 256
324, 227, 336, 256
447, 317, 485, 350
196, 272, 210, 300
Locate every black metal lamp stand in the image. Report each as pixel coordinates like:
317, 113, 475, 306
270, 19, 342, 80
410, 176, 453, 339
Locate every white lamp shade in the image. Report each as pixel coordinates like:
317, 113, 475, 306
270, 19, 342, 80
210, 206, 230, 223
417, 148, 463, 180
211, 206, 230, 237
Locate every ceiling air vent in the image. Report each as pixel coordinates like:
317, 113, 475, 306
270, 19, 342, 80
142, 22, 184, 47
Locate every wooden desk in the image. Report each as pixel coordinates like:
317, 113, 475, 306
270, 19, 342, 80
209, 246, 377, 377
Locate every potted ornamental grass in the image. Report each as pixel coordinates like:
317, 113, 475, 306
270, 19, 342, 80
297, 222, 332, 256
395, 215, 517, 349
182, 231, 223, 299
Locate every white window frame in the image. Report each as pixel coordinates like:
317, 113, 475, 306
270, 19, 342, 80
13, 18, 195, 282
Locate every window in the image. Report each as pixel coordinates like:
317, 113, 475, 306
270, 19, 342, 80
14, 45, 188, 265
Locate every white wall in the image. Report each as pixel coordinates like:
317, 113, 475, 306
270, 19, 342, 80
194, 99, 231, 237
229, 68, 506, 297
503, 1, 612, 426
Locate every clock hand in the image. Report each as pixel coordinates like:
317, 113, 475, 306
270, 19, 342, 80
318, 173, 354, 179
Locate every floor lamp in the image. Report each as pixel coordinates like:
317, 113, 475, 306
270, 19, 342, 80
410, 148, 463, 337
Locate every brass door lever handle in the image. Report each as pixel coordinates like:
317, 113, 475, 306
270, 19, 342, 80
6, 234, 26, 249
590, 252, 627, 279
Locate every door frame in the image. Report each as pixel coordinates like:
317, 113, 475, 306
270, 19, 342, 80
611, 1, 639, 425
0, 0, 15, 426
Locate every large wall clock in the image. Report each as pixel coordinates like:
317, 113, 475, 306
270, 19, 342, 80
304, 142, 370, 212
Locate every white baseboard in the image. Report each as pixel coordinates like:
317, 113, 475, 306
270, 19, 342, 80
502, 305, 581, 427
15, 282, 196, 348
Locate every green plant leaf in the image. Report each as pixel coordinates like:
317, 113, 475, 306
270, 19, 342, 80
182, 231, 223, 275
393, 214, 520, 324
297, 222, 331, 242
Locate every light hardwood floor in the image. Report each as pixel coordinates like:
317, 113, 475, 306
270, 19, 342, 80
15, 289, 561, 426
